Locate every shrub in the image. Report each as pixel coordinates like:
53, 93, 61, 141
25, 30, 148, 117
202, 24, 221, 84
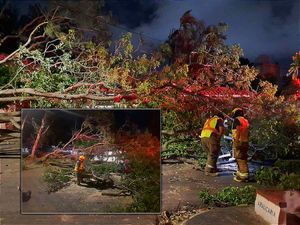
43, 167, 72, 193
198, 185, 256, 207
255, 166, 300, 190
250, 115, 300, 160
255, 167, 282, 186
122, 161, 160, 212
217, 186, 256, 206
89, 162, 119, 175
274, 160, 300, 173
116, 132, 160, 212
198, 190, 217, 205
278, 173, 300, 190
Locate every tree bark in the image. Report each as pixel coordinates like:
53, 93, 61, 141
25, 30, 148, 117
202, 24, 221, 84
0, 88, 115, 102
31, 116, 46, 158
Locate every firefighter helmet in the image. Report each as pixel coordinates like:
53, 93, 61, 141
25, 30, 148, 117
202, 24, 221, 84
232, 108, 243, 117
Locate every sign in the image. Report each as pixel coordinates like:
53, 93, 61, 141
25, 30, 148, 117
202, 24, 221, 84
255, 194, 283, 225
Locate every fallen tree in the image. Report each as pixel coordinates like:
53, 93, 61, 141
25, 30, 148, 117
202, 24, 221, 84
0, 111, 21, 156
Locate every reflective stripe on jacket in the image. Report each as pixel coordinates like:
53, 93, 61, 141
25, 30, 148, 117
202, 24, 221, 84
232, 116, 249, 142
200, 116, 221, 138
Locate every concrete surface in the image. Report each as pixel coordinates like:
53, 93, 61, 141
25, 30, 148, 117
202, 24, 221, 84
0, 158, 156, 225
184, 206, 269, 225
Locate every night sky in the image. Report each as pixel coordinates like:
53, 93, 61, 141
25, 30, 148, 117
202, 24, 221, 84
5, 0, 300, 74
105, 0, 299, 73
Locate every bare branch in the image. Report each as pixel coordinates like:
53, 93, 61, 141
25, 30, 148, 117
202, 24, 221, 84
62, 122, 85, 149
0, 21, 49, 64
0, 15, 45, 47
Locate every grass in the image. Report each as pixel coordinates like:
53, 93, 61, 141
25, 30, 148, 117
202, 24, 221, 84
198, 185, 256, 207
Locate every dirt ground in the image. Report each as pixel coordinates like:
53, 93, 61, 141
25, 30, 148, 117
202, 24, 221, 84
21, 166, 133, 213
1, 158, 260, 225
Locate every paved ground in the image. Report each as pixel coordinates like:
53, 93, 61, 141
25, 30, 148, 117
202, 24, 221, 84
0, 158, 156, 225
184, 206, 269, 225
1, 158, 269, 225
21, 166, 133, 213
162, 162, 247, 210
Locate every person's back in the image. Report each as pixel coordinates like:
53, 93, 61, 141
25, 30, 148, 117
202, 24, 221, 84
200, 113, 225, 176
231, 108, 250, 182
200, 116, 224, 139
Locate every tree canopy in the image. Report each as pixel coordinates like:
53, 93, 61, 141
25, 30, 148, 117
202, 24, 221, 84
0, 9, 299, 157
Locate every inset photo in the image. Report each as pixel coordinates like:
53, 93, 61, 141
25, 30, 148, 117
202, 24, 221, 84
21, 109, 160, 214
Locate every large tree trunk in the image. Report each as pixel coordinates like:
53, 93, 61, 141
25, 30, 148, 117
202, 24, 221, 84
31, 116, 47, 158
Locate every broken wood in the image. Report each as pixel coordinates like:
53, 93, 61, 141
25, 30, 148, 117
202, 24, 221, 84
101, 189, 131, 196
40, 149, 73, 161
0, 125, 20, 155
0, 115, 20, 123
0, 111, 21, 130
48, 161, 74, 168
0, 134, 20, 141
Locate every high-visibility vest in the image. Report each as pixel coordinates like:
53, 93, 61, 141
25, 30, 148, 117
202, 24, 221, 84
74, 160, 85, 173
232, 116, 249, 142
200, 116, 222, 138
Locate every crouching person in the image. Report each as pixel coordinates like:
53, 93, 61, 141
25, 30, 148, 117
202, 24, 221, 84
200, 113, 225, 176
74, 155, 86, 185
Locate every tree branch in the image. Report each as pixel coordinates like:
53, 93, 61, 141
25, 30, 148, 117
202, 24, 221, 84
0, 21, 49, 64
63, 82, 106, 93
0, 88, 115, 102
0, 96, 37, 102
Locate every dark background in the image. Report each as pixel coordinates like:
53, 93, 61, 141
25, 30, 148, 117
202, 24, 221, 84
21, 109, 160, 148
2, 0, 299, 76
103, 0, 300, 75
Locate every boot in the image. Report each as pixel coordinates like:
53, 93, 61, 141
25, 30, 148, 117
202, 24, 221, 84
205, 156, 219, 176
205, 171, 219, 177
205, 166, 219, 176
233, 171, 249, 182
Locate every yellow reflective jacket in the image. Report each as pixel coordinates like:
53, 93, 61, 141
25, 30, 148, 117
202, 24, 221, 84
200, 116, 222, 138
232, 116, 249, 142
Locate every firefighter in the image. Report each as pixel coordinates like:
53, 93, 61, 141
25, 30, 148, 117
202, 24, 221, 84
200, 112, 225, 176
74, 155, 86, 185
231, 108, 250, 182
